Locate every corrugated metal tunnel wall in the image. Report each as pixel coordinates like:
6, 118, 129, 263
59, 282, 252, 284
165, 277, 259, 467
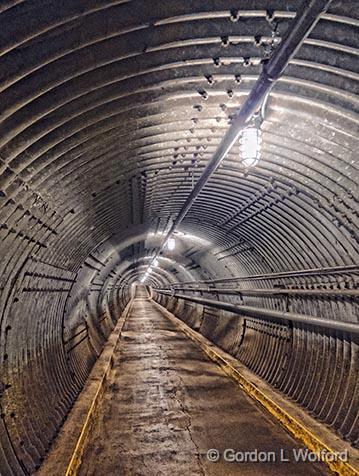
0, 1, 358, 474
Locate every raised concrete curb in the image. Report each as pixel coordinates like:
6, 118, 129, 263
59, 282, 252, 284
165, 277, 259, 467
154, 300, 359, 476
36, 299, 133, 476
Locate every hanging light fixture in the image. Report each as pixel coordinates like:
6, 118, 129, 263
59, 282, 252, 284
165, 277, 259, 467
240, 126, 262, 167
167, 238, 176, 250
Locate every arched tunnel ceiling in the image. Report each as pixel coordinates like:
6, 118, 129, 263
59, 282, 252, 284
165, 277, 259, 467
1, 3, 359, 474
0, 0, 358, 284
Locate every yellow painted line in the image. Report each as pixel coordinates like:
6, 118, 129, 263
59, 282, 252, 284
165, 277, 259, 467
155, 301, 359, 476
65, 299, 134, 476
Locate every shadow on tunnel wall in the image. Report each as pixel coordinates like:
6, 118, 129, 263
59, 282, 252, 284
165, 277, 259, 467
0, 252, 131, 475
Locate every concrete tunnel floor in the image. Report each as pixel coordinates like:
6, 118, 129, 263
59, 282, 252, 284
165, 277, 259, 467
78, 294, 329, 476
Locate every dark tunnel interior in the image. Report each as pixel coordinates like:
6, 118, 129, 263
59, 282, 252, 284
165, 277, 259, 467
0, 1, 358, 474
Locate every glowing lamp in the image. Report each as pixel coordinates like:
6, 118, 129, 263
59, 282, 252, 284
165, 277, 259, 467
167, 238, 176, 250
240, 127, 262, 167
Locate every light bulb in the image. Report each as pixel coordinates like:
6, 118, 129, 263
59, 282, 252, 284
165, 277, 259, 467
148, 267, 153, 274
153, 259, 159, 267
167, 238, 176, 250
240, 127, 261, 167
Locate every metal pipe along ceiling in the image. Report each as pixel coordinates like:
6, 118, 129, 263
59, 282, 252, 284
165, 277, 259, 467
0, 0, 358, 474
144, 0, 333, 273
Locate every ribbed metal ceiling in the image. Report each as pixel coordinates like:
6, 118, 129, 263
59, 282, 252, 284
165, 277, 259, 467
0, 1, 358, 474
0, 0, 358, 279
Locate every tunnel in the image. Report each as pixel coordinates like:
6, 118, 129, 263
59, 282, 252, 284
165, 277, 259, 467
0, 0, 358, 475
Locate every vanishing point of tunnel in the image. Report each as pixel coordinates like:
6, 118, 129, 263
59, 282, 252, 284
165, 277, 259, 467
0, 1, 358, 475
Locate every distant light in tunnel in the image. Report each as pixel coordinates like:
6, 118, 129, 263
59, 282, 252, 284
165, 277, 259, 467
141, 270, 150, 283
167, 238, 176, 250
240, 127, 262, 167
